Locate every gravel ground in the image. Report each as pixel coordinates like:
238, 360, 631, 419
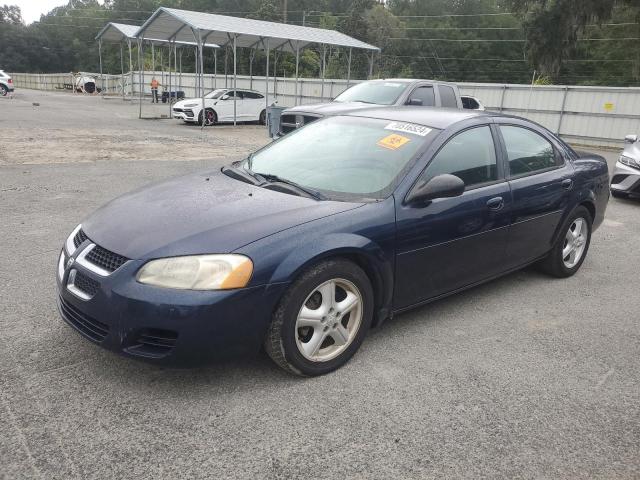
1, 90, 639, 479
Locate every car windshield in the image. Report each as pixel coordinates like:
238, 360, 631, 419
333, 81, 409, 105
205, 89, 227, 99
243, 116, 437, 201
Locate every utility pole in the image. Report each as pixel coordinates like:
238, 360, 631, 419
302, 11, 305, 27
283, 0, 287, 23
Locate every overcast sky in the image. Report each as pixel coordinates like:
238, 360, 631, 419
13, 0, 75, 24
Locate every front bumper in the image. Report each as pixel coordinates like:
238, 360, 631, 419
172, 108, 196, 121
56, 249, 288, 366
611, 161, 640, 195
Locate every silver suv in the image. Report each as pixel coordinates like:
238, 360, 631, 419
0, 70, 14, 96
611, 134, 640, 199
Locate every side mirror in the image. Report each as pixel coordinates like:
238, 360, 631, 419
407, 98, 423, 106
624, 134, 638, 144
221, 94, 230, 100
405, 174, 465, 206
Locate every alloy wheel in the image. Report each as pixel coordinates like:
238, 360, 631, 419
295, 278, 363, 362
562, 217, 588, 268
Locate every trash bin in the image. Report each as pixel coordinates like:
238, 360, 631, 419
266, 105, 286, 139
161, 91, 186, 103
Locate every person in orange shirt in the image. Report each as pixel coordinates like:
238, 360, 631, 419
150, 77, 160, 103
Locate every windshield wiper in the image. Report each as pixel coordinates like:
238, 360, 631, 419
221, 165, 263, 185
256, 173, 327, 201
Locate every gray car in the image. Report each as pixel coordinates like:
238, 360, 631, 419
611, 134, 640, 199
279, 79, 462, 135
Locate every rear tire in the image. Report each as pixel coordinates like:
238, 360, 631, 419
538, 206, 592, 278
0, 84, 8, 97
264, 259, 373, 376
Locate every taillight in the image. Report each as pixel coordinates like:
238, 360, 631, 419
7, 78, 12, 84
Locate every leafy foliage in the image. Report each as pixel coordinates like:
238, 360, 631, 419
0, 0, 638, 85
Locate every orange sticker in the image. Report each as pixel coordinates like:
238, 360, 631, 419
377, 134, 411, 150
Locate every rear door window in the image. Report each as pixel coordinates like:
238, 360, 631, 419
500, 125, 562, 177
438, 85, 458, 108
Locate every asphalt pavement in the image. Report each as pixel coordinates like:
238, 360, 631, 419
1, 90, 639, 479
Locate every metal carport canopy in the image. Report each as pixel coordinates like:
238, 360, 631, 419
135, 7, 380, 52
95, 22, 139, 43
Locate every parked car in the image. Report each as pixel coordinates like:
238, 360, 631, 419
172, 88, 267, 125
56, 107, 609, 376
0, 70, 14, 96
462, 95, 485, 111
279, 78, 462, 135
610, 134, 640, 199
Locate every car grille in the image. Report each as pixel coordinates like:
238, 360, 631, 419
86, 244, 128, 273
59, 296, 109, 343
73, 229, 88, 248
73, 270, 100, 297
125, 329, 178, 358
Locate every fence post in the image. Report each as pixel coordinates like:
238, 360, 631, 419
556, 86, 569, 135
499, 84, 507, 112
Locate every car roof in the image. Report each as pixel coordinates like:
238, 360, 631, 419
364, 78, 458, 86
343, 106, 495, 130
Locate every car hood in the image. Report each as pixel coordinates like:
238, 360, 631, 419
174, 98, 205, 108
82, 171, 363, 259
284, 102, 382, 116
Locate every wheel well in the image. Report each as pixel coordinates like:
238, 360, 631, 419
326, 252, 388, 327
580, 200, 596, 223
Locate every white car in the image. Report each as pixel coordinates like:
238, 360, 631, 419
172, 88, 267, 125
461, 95, 486, 111
0, 70, 14, 96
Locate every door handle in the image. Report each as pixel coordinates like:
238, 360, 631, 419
561, 178, 573, 190
486, 196, 504, 210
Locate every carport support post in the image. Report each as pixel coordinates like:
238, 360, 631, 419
128, 39, 133, 98
137, 38, 144, 119
320, 44, 326, 101
265, 38, 270, 127
178, 48, 182, 96
120, 42, 125, 101
368, 51, 374, 79
167, 42, 173, 118
197, 32, 206, 131
249, 47, 255, 90
151, 43, 155, 81
233, 35, 237, 126
214, 50, 217, 89
98, 39, 103, 97
346, 48, 352, 88
294, 41, 300, 106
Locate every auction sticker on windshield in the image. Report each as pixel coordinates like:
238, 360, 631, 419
385, 121, 432, 137
377, 134, 411, 150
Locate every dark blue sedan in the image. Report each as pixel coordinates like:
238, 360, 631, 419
56, 107, 609, 376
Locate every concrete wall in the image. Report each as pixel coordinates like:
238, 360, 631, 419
11, 71, 640, 147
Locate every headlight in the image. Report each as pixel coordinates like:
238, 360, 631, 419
136, 254, 253, 290
184, 103, 199, 107
619, 155, 640, 170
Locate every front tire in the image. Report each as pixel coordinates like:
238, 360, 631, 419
265, 259, 374, 376
259, 109, 266, 125
198, 108, 216, 126
539, 206, 592, 278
